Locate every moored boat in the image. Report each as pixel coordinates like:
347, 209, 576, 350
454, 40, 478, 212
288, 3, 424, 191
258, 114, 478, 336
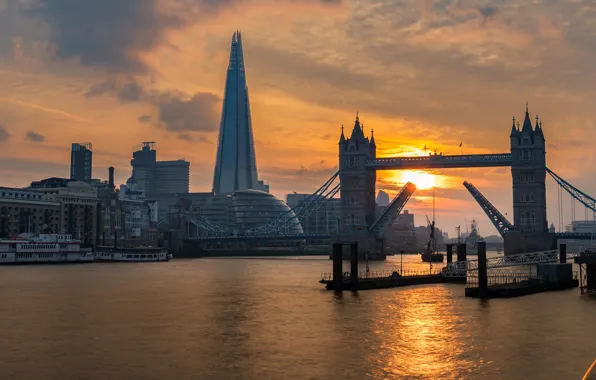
421, 251, 444, 263
0, 234, 93, 265
94, 246, 172, 262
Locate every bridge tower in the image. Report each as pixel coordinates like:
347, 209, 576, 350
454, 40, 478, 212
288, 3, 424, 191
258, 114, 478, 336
506, 104, 554, 254
338, 114, 379, 257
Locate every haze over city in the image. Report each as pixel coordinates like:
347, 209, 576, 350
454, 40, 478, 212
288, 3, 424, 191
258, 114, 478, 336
1, 0, 595, 235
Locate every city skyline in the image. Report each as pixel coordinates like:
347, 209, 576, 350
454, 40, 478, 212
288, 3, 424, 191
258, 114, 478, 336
1, 1, 596, 236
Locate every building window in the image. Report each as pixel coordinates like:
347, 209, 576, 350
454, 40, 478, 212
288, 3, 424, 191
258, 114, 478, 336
520, 149, 533, 161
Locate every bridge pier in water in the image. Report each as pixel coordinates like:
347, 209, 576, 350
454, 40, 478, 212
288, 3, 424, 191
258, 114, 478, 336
457, 244, 467, 262
477, 242, 488, 298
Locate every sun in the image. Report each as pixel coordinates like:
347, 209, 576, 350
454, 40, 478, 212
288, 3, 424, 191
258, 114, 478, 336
395, 170, 438, 190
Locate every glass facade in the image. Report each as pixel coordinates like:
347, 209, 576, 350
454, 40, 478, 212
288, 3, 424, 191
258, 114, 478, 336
212, 32, 260, 195
231, 190, 303, 234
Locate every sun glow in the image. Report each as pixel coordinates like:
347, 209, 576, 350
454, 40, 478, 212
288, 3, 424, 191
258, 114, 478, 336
393, 170, 439, 190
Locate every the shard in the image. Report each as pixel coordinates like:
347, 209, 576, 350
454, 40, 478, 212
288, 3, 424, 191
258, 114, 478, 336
212, 31, 261, 195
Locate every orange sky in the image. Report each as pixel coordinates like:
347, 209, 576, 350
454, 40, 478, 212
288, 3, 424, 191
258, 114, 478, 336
1, 0, 596, 237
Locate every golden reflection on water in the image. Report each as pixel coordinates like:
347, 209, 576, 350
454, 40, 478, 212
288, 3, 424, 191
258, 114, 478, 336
368, 286, 475, 379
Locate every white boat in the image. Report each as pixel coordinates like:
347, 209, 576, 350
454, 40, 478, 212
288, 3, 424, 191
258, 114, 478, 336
0, 234, 93, 265
465, 220, 485, 255
94, 246, 172, 262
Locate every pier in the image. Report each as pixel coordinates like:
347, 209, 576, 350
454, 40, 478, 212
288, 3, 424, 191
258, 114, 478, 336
322, 242, 582, 297
320, 269, 464, 291
575, 250, 596, 294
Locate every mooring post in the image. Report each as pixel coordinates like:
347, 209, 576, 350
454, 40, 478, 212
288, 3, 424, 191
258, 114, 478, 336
457, 243, 467, 263
350, 243, 359, 291
559, 243, 567, 264
332, 243, 343, 291
477, 241, 488, 298
446, 244, 453, 264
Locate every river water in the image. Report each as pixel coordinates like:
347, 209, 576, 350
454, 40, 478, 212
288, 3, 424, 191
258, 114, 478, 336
1, 255, 595, 380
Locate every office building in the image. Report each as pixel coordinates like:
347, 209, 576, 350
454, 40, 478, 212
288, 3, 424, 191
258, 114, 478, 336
70, 143, 93, 182
156, 160, 190, 194
129, 142, 157, 198
0, 187, 61, 237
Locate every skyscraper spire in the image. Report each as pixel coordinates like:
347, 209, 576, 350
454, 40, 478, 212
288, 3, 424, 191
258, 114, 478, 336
212, 31, 261, 194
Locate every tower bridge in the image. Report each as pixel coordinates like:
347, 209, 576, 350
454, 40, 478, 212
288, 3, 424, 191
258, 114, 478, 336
337, 105, 596, 257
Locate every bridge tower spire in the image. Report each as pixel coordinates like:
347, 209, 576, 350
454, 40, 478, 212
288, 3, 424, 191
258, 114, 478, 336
338, 113, 379, 257
508, 103, 549, 253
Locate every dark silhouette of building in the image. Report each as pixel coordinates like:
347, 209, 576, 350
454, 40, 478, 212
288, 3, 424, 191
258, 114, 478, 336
70, 143, 92, 182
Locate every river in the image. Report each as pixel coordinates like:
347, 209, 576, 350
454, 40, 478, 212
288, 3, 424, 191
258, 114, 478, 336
1, 255, 594, 379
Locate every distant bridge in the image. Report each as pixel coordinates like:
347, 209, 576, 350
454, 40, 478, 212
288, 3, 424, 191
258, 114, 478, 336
186, 233, 331, 241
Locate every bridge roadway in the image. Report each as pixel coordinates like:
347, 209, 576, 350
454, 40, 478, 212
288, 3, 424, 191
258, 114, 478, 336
187, 233, 331, 241
186, 231, 593, 242
366, 153, 512, 170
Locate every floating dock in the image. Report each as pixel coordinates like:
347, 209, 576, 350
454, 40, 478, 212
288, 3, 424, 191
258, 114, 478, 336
320, 271, 464, 291
465, 276, 579, 298
465, 245, 579, 298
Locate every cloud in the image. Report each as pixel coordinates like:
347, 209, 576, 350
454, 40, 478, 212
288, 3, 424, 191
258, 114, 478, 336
138, 114, 152, 124
85, 79, 220, 132
118, 81, 148, 102
158, 91, 220, 132
0, 124, 9, 142
26, 131, 45, 142
25, 0, 344, 73
0, 157, 67, 176
178, 134, 210, 143
478, 6, 499, 21
28, 0, 182, 73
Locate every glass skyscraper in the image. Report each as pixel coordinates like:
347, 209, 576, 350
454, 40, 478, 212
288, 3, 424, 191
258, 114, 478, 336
212, 31, 264, 195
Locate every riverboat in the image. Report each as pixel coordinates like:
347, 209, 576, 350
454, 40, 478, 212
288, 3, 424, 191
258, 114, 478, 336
0, 234, 93, 264
94, 246, 172, 262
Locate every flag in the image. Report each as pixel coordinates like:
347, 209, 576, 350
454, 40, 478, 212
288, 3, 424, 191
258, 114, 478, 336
459, 142, 463, 147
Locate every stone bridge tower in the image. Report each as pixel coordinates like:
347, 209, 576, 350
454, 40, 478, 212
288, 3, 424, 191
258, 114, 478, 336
338, 114, 380, 257
506, 104, 553, 254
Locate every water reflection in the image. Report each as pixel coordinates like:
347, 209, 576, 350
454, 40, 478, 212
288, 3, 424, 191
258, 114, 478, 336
1, 257, 595, 380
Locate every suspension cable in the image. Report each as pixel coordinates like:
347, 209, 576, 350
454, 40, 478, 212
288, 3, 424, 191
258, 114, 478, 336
557, 184, 562, 232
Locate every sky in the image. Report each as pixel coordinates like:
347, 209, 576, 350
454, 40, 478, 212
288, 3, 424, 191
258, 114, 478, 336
1, 0, 596, 237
